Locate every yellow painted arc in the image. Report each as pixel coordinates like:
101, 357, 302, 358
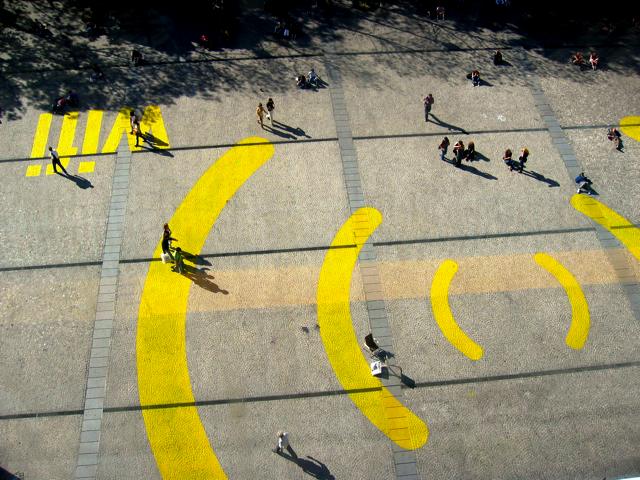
137, 137, 275, 479
82, 110, 103, 154
317, 207, 428, 450
570, 194, 640, 262
430, 260, 484, 361
534, 253, 590, 350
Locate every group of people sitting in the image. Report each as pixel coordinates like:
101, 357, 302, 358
296, 68, 322, 88
52, 90, 79, 114
571, 51, 599, 70
502, 147, 529, 172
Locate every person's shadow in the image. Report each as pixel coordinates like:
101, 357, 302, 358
520, 169, 560, 187
443, 158, 497, 180
429, 114, 467, 133
272, 121, 311, 139
279, 452, 335, 479
57, 172, 94, 189
177, 265, 229, 294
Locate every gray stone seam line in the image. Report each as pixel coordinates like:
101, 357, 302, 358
517, 50, 640, 323
323, 51, 420, 480
73, 134, 131, 480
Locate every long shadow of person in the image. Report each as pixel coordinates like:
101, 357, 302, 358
520, 169, 560, 187
443, 158, 497, 180
273, 121, 311, 138
178, 249, 212, 266
179, 265, 229, 294
429, 114, 467, 134
474, 151, 491, 162
278, 452, 335, 479
57, 172, 94, 189
264, 124, 296, 139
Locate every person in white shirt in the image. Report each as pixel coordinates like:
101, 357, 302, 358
273, 431, 297, 457
49, 146, 67, 175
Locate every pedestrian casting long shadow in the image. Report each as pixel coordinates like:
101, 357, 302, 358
57, 172, 94, 189
279, 453, 335, 480
273, 120, 311, 138
175, 265, 229, 294
520, 169, 560, 187
429, 114, 467, 134
443, 158, 497, 180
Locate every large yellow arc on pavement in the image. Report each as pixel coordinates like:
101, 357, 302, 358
430, 260, 484, 361
136, 137, 275, 479
317, 207, 428, 450
570, 194, 640, 262
534, 253, 590, 350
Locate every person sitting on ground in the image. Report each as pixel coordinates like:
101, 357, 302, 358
571, 51, 584, 66
575, 172, 593, 194
464, 141, 476, 161
471, 70, 481, 86
503, 148, 513, 169
493, 49, 503, 65
131, 49, 143, 66
52, 96, 66, 114
296, 74, 307, 88
607, 127, 623, 150
516, 147, 529, 172
65, 90, 79, 108
452, 140, 465, 166
308, 68, 319, 86
589, 51, 599, 70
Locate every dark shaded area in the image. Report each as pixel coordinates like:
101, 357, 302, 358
0, 467, 22, 480
0, 0, 638, 120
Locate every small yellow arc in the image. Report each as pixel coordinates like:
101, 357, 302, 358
570, 194, 640, 262
317, 207, 428, 450
534, 253, 590, 350
619, 115, 640, 142
136, 137, 275, 479
430, 260, 484, 361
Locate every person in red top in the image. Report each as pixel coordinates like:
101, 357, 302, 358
438, 136, 450, 161
423, 93, 434, 122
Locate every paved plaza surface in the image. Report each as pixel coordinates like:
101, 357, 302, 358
1, 2, 640, 479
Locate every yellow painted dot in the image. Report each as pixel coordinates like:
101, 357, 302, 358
25, 165, 42, 177
78, 161, 95, 173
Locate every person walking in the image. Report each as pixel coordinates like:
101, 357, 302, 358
438, 136, 450, 160
266, 98, 275, 125
503, 148, 514, 170
49, 146, 67, 175
452, 140, 464, 166
162, 223, 176, 260
273, 431, 297, 458
174, 247, 185, 274
256, 103, 266, 129
516, 147, 529, 172
130, 110, 137, 134
133, 122, 144, 147
464, 141, 475, 161
423, 93, 434, 122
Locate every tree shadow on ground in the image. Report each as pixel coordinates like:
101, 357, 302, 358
0, 0, 638, 120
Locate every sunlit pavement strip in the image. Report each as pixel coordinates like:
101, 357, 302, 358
73, 135, 132, 479
534, 253, 590, 350
517, 49, 640, 326
324, 49, 422, 479
136, 138, 274, 480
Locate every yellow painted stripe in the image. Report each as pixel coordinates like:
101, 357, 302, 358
141, 105, 170, 149
102, 107, 137, 153
78, 161, 95, 173
137, 137, 274, 479
45, 159, 70, 175
25, 165, 42, 177
430, 260, 484, 361
30, 113, 52, 158
317, 207, 428, 450
82, 110, 103, 154
571, 194, 640, 261
534, 253, 590, 350
619, 116, 640, 142
56, 112, 79, 157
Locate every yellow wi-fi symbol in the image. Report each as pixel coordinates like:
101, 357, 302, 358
135, 135, 640, 479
